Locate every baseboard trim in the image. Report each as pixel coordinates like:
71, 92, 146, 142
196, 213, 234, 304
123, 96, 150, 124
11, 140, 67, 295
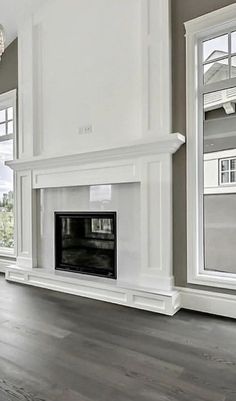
178, 287, 236, 319
5, 267, 236, 319
0, 258, 16, 273
5, 267, 181, 316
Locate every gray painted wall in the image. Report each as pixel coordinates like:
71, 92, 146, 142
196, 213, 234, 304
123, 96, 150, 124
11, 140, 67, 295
172, 0, 236, 288
0, 39, 18, 95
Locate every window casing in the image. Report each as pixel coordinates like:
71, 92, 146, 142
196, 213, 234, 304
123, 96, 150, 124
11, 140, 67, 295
0, 90, 17, 257
186, 5, 236, 290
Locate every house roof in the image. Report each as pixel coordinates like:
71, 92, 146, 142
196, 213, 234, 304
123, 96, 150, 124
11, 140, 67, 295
205, 50, 228, 62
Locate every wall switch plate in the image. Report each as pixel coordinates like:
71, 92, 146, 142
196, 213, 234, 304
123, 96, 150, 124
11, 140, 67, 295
78, 125, 93, 135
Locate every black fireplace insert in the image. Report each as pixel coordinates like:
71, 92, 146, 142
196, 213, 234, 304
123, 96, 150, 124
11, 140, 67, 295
55, 212, 117, 279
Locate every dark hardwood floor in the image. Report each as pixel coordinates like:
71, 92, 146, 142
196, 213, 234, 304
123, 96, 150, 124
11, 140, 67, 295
0, 274, 235, 401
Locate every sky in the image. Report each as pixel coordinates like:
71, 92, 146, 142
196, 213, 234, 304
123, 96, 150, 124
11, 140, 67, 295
203, 32, 236, 73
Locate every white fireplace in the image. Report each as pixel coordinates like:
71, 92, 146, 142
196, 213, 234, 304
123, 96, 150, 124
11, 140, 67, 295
4, 0, 185, 315
6, 135, 184, 315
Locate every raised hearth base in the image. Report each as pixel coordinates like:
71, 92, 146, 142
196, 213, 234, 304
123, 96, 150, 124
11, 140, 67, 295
5, 266, 181, 316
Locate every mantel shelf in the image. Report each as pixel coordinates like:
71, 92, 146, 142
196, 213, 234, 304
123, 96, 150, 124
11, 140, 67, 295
6, 133, 185, 171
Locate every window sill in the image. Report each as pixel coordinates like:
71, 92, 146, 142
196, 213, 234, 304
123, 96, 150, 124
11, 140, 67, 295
0, 247, 15, 257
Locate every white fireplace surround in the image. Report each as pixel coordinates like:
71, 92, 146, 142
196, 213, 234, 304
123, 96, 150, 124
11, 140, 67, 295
3, 0, 187, 316
5, 134, 185, 315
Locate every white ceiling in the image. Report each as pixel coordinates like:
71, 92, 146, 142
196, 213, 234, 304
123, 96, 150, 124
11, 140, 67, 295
0, 0, 49, 47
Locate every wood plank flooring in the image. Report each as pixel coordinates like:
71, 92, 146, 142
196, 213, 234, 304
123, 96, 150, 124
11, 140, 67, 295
0, 274, 235, 401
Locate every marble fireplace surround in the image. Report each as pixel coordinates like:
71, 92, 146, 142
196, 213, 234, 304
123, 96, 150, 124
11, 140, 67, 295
5, 134, 185, 315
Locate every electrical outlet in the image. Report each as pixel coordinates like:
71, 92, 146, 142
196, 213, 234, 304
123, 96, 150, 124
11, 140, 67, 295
78, 125, 93, 135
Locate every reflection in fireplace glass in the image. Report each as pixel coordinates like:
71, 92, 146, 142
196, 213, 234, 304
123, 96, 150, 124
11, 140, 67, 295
91, 218, 112, 234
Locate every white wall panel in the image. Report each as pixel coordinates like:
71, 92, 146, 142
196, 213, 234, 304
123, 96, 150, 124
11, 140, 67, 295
31, 0, 142, 157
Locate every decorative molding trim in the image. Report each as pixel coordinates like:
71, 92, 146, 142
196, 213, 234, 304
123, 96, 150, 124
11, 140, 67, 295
141, 0, 171, 137
16, 256, 37, 269
140, 153, 173, 290
18, 16, 34, 158
16, 171, 37, 267
179, 286, 236, 319
6, 134, 185, 172
5, 267, 181, 316
33, 160, 139, 189
32, 21, 44, 156
184, 4, 236, 35
140, 273, 174, 291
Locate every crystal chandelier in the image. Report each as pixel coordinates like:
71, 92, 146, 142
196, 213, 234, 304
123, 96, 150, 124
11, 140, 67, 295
0, 25, 5, 60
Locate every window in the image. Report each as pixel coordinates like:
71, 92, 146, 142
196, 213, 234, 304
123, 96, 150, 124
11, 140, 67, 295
0, 106, 14, 136
0, 90, 16, 256
219, 158, 236, 184
185, 5, 236, 289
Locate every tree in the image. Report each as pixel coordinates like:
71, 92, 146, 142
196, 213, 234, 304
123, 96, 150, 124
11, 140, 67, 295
0, 191, 14, 248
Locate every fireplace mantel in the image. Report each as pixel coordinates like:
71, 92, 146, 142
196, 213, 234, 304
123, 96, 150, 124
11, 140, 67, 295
7, 133, 184, 171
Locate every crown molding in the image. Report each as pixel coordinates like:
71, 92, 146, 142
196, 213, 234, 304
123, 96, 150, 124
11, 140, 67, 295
184, 4, 236, 35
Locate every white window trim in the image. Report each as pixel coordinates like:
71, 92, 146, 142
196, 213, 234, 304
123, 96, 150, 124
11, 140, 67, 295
185, 4, 236, 290
0, 89, 17, 259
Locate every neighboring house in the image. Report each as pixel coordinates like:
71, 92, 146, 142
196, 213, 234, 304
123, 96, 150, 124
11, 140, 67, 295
204, 149, 236, 194
204, 50, 236, 85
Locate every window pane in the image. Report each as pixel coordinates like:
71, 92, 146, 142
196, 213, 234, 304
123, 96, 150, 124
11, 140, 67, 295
7, 121, 13, 135
221, 172, 229, 183
0, 123, 6, 136
0, 139, 14, 249
203, 34, 228, 62
231, 31, 236, 54
231, 56, 236, 78
230, 171, 236, 182
0, 109, 6, 123
221, 160, 229, 171
204, 88, 236, 274
204, 88, 236, 152
204, 195, 236, 273
230, 159, 236, 170
7, 107, 13, 121
204, 58, 229, 84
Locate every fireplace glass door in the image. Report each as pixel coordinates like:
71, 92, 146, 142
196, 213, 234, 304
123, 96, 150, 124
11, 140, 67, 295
55, 212, 116, 278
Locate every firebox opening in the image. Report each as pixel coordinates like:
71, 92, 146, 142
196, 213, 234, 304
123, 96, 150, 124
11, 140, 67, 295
55, 212, 117, 279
